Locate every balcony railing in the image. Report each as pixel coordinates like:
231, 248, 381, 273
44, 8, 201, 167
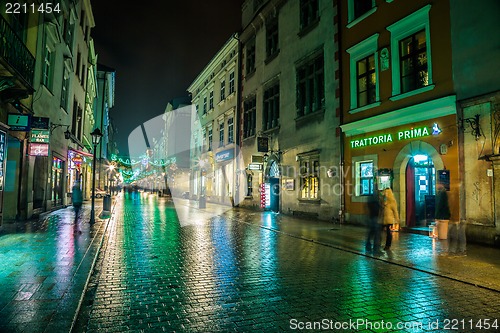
0, 15, 35, 89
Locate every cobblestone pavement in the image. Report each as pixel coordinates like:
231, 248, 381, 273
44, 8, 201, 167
77, 193, 500, 332
0, 199, 111, 333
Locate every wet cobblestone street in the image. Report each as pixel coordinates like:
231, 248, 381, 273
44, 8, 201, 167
76, 193, 500, 332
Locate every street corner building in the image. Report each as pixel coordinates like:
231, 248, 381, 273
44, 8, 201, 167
339, 0, 500, 245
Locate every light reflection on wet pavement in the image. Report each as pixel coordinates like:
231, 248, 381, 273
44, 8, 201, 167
78, 193, 500, 332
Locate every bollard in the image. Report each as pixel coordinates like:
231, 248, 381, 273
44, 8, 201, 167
199, 195, 206, 209
103, 194, 112, 212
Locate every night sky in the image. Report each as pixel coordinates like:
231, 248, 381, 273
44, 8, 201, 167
91, 1, 243, 156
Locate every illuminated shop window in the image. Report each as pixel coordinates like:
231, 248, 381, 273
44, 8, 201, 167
357, 161, 374, 196
300, 157, 319, 200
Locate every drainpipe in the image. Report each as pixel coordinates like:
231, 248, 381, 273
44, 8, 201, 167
337, 0, 345, 225
233, 31, 242, 206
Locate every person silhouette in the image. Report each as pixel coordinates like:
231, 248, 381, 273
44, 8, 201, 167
72, 181, 83, 234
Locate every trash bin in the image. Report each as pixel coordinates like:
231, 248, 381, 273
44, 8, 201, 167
199, 195, 206, 209
103, 194, 112, 212
436, 220, 449, 240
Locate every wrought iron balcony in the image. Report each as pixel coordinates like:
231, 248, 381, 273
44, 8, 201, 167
0, 15, 35, 90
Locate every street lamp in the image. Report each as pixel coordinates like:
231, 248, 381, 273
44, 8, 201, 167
90, 128, 103, 224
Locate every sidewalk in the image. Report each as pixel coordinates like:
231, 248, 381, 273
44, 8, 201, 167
237, 210, 500, 292
0, 198, 115, 333
176, 198, 500, 293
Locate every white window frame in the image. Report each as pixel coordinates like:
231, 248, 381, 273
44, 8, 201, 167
346, 34, 380, 113
352, 154, 378, 202
347, 0, 377, 28
387, 5, 434, 100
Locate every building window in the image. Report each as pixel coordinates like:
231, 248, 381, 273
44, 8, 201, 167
76, 51, 81, 80
300, 0, 319, 31
195, 103, 199, 115
227, 117, 234, 143
296, 54, 324, 117
243, 97, 256, 139
64, 16, 74, 47
246, 37, 256, 75
208, 127, 213, 151
357, 161, 374, 196
61, 68, 70, 110
42, 46, 54, 90
263, 83, 279, 130
346, 34, 379, 111
387, 5, 432, 98
399, 30, 428, 94
229, 71, 235, 94
11, 12, 28, 41
220, 80, 226, 101
203, 96, 207, 115
266, 18, 279, 60
209, 90, 214, 110
299, 156, 319, 200
357, 55, 376, 107
219, 121, 224, 147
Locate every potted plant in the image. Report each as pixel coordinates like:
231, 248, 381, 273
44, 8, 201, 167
435, 183, 451, 239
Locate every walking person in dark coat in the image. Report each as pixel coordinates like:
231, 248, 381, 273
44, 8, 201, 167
365, 190, 381, 253
72, 181, 83, 234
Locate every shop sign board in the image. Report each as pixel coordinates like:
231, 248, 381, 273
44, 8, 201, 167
350, 124, 442, 149
215, 149, 234, 163
7, 114, 31, 131
248, 163, 262, 170
28, 143, 49, 156
30, 130, 50, 143
31, 117, 50, 129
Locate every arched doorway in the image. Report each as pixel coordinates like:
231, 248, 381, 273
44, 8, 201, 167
393, 141, 444, 228
406, 154, 436, 227
267, 160, 280, 212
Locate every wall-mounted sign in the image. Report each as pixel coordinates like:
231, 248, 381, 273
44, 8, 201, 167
257, 137, 269, 152
248, 163, 262, 170
7, 114, 31, 131
350, 124, 442, 149
437, 169, 450, 191
30, 130, 50, 143
215, 149, 234, 163
31, 117, 50, 130
28, 143, 49, 156
282, 178, 294, 191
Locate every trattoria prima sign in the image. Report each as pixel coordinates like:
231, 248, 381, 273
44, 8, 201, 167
350, 124, 441, 149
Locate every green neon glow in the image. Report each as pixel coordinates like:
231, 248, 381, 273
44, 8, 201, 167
350, 125, 437, 149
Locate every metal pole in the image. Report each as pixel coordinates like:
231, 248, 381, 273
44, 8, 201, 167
90, 143, 97, 224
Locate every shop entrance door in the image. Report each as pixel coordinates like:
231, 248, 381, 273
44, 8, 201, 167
406, 154, 436, 227
268, 161, 280, 213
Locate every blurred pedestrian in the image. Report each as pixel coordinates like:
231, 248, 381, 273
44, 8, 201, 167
380, 187, 399, 250
72, 181, 83, 234
365, 189, 381, 253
